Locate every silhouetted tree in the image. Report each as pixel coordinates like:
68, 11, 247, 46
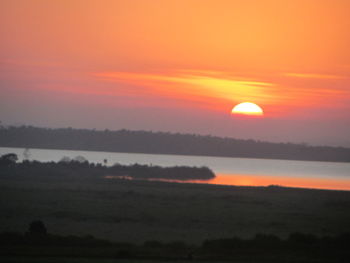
28, 220, 47, 235
59, 156, 71, 163
0, 153, 18, 166
73, 155, 88, 163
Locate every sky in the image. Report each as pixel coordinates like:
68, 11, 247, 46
1, 0, 350, 147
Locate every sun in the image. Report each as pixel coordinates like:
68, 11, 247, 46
231, 102, 264, 116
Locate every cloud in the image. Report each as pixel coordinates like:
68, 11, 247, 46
93, 70, 277, 111
284, 73, 346, 80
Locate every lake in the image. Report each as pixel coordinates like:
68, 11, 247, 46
1, 146, 350, 191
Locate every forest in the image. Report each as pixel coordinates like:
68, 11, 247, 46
1, 125, 350, 162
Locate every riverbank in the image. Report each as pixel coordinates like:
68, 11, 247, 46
2, 146, 350, 191
0, 155, 215, 181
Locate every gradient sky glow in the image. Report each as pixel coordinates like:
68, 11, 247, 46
1, 0, 350, 146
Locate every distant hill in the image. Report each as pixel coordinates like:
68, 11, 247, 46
0, 126, 349, 162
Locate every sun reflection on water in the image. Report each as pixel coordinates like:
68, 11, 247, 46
106, 173, 350, 191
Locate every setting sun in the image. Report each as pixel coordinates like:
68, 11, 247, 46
1, 2, 350, 260
231, 102, 264, 116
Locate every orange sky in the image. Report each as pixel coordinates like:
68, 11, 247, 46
1, 0, 350, 146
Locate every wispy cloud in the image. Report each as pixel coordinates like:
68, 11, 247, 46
285, 73, 346, 80
94, 70, 277, 110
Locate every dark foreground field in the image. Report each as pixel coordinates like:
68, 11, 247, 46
1, 174, 350, 242
1, 168, 350, 262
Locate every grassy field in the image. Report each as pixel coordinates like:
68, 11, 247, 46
1, 174, 350, 245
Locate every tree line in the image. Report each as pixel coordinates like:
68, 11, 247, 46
1, 221, 349, 262
0, 153, 215, 180
1, 125, 350, 162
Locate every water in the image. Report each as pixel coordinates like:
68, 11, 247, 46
1, 147, 350, 191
